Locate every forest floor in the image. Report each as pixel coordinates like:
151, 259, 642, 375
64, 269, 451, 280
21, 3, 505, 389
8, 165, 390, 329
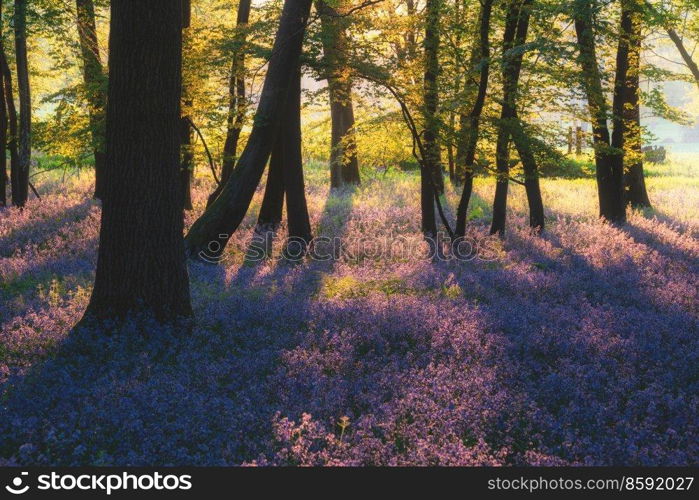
1, 154, 698, 465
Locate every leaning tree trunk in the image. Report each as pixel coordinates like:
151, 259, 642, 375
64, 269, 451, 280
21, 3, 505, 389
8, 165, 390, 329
421, 0, 441, 236
76, 0, 107, 200
621, 0, 651, 208
574, 0, 625, 223
82, 0, 192, 322
209, 0, 252, 206
185, 0, 313, 261
319, 0, 360, 188
454, 0, 493, 237
13, 0, 30, 208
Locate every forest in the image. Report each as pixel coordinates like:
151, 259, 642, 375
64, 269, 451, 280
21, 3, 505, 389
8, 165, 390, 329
0, 0, 698, 466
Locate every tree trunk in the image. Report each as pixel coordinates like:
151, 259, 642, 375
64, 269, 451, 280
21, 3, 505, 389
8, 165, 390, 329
421, 0, 441, 236
76, 0, 107, 200
282, 67, 312, 248
454, 0, 493, 237
185, 0, 313, 260
257, 145, 285, 230
0, 3, 7, 208
319, 0, 360, 189
255, 65, 312, 255
620, 0, 651, 208
211, 0, 252, 206
490, 0, 539, 235
13, 0, 30, 208
574, 0, 625, 223
180, 115, 194, 210
0, 41, 19, 208
83, 0, 192, 322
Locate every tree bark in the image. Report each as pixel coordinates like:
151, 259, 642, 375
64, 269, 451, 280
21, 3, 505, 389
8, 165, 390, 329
13, 0, 30, 208
0, 40, 19, 209
76, 0, 107, 200
210, 0, 252, 207
83, 0, 192, 322
319, 0, 360, 189
421, 0, 441, 236
0, 2, 7, 207
619, 0, 651, 208
573, 0, 626, 223
490, 0, 543, 235
454, 0, 493, 237
185, 0, 313, 260
255, 65, 312, 255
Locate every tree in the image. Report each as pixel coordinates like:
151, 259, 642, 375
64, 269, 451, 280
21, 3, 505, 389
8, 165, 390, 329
82, 0, 192, 322
490, 0, 544, 235
455, 0, 494, 237
318, 0, 361, 188
573, 0, 626, 223
13, 0, 30, 208
614, 0, 651, 208
76, 0, 107, 199
0, 14, 18, 209
185, 0, 314, 261
421, 0, 441, 236
257, 65, 313, 253
208, 0, 252, 207
0, 2, 7, 208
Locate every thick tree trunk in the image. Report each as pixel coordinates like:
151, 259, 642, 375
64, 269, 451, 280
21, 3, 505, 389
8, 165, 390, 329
620, 0, 651, 208
211, 0, 252, 206
574, 0, 626, 223
421, 0, 441, 236
491, 0, 542, 235
83, 0, 192, 322
13, 0, 30, 208
76, 0, 107, 199
319, 0, 360, 188
454, 0, 493, 237
185, 0, 313, 260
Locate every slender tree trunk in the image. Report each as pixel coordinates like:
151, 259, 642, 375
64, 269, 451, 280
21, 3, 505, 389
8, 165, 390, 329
0, 44, 19, 208
185, 0, 313, 260
76, 0, 107, 199
620, 0, 651, 207
491, 0, 537, 235
283, 67, 312, 246
319, 0, 360, 188
180, 115, 194, 210
210, 0, 252, 206
0, 3, 7, 208
255, 65, 312, 254
257, 145, 285, 230
83, 0, 192, 322
421, 0, 441, 236
454, 0, 493, 237
13, 0, 30, 208
180, 4, 193, 211
574, 0, 625, 223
